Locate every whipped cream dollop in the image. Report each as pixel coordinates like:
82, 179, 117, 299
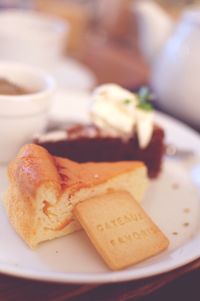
90, 84, 154, 148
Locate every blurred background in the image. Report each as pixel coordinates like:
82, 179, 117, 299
0, 0, 200, 128
0, 0, 198, 87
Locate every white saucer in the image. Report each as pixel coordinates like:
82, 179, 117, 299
47, 57, 96, 91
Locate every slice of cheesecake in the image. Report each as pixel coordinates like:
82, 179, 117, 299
4, 144, 149, 248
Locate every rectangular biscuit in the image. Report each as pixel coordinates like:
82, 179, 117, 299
74, 191, 169, 270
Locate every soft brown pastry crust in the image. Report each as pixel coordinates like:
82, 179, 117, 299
4, 144, 148, 248
8, 143, 62, 197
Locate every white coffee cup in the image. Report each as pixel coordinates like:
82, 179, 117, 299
0, 61, 56, 163
0, 9, 69, 68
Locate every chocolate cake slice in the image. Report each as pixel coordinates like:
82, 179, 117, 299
35, 123, 165, 178
35, 84, 166, 178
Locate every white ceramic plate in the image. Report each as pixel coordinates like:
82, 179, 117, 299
0, 93, 200, 284
49, 88, 92, 125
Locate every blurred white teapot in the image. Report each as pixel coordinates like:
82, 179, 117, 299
134, 0, 200, 129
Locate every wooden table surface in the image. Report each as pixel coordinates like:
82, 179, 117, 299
1, 38, 200, 301
0, 258, 200, 301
